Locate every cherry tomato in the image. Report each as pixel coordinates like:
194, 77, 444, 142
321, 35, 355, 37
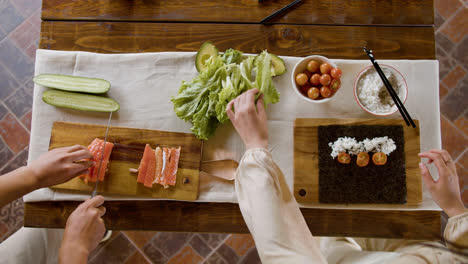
307, 60, 320, 73
330, 79, 341, 92
302, 70, 312, 79
295, 73, 308, 86
337, 153, 351, 164
310, 73, 321, 86
356, 152, 370, 167
330, 68, 342, 79
320, 63, 332, 74
300, 82, 311, 95
320, 74, 331, 86
307, 87, 320, 99
372, 152, 387, 165
320, 86, 332, 98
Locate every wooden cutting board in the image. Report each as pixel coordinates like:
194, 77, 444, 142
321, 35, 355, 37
50, 122, 202, 201
294, 118, 422, 205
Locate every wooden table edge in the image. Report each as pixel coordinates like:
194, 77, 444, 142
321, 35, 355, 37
24, 201, 441, 239
40, 0, 434, 25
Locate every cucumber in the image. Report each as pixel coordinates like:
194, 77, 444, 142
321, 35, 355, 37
270, 54, 286, 76
34, 74, 111, 94
43, 89, 120, 112
196, 42, 219, 72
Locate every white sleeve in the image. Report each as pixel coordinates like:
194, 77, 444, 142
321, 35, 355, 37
235, 148, 327, 264
444, 212, 468, 250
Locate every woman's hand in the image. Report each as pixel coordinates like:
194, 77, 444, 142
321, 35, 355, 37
27, 145, 95, 189
226, 89, 268, 150
59, 196, 106, 263
419, 149, 467, 217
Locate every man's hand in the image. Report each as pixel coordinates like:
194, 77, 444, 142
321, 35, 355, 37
226, 89, 268, 150
419, 149, 467, 217
27, 145, 94, 189
59, 196, 107, 263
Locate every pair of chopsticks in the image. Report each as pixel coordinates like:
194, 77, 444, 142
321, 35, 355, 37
260, 0, 302, 24
363, 47, 416, 128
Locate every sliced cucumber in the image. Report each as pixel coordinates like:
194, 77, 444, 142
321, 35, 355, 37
270, 54, 287, 76
43, 89, 120, 112
196, 42, 219, 72
34, 74, 111, 94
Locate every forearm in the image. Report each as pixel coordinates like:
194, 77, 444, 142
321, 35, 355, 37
0, 166, 38, 207
444, 204, 468, 218
235, 149, 326, 264
59, 244, 89, 264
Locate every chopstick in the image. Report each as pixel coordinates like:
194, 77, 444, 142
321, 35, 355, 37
260, 0, 302, 24
363, 47, 416, 128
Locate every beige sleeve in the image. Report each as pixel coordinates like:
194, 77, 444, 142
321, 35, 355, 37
235, 148, 326, 264
444, 211, 468, 249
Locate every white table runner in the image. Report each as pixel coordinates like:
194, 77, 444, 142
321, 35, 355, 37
24, 49, 441, 211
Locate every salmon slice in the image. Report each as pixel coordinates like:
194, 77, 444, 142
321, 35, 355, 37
153, 147, 163, 184
143, 147, 156, 188
158, 148, 171, 186
137, 144, 152, 184
160, 147, 181, 188
165, 147, 181, 187
79, 138, 114, 183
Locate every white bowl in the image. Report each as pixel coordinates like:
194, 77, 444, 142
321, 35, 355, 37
291, 55, 338, 103
353, 65, 408, 116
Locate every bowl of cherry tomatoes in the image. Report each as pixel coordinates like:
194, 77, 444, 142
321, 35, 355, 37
291, 55, 343, 103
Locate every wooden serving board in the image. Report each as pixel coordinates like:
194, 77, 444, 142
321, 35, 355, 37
50, 122, 203, 201
294, 118, 422, 205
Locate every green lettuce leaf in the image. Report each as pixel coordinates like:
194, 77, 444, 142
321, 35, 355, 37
221, 49, 243, 64
255, 51, 280, 105
215, 58, 254, 123
172, 45, 281, 140
172, 56, 224, 121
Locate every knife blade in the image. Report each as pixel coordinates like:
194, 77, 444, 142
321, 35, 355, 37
91, 111, 113, 197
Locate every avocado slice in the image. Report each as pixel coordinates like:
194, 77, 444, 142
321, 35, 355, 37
43, 89, 120, 112
254, 53, 287, 77
195, 42, 219, 72
270, 54, 287, 76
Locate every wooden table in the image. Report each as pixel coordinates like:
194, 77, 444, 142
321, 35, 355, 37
25, 0, 441, 239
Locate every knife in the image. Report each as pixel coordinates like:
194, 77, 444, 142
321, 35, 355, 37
91, 111, 113, 197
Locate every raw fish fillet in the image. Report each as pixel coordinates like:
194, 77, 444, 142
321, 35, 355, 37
137, 144, 154, 185
133, 145, 181, 189
79, 138, 114, 183
143, 147, 156, 188
160, 147, 181, 188
158, 148, 171, 186
153, 147, 163, 184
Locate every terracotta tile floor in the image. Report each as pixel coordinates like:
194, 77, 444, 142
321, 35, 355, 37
0, 0, 467, 263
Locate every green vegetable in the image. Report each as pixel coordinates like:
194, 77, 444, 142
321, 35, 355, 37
43, 89, 120, 112
34, 74, 111, 94
172, 42, 285, 140
255, 51, 280, 105
270, 54, 287, 76
215, 56, 255, 123
221, 48, 243, 64
196, 42, 219, 72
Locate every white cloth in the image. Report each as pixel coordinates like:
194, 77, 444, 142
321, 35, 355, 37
26, 49, 441, 211
235, 149, 468, 264
0, 228, 63, 264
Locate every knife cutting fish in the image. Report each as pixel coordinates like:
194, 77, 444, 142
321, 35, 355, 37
91, 111, 113, 197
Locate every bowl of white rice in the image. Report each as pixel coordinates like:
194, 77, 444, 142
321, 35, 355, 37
353, 65, 408, 116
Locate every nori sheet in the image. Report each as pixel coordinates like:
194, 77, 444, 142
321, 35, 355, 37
318, 125, 406, 204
